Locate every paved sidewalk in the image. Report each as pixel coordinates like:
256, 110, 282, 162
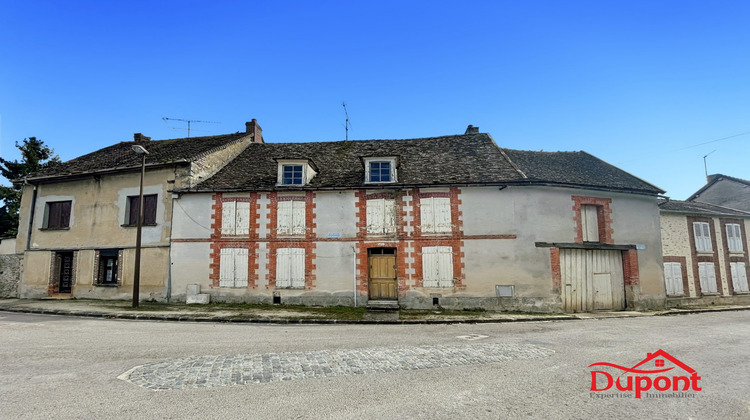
0, 298, 748, 324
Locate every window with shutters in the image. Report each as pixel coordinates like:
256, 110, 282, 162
364, 157, 397, 184
125, 194, 158, 226
422, 246, 454, 287
693, 222, 712, 252
43, 200, 72, 229
663, 262, 684, 296
276, 248, 305, 288
277, 200, 306, 236
698, 262, 718, 294
726, 223, 743, 253
366, 198, 396, 234
730, 262, 749, 293
219, 248, 249, 288
581, 205, 600, 242
221, 201, 250, 236
420, 197, 451, 233
95, 249, 121, 286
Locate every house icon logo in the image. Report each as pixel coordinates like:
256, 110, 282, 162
588, 349, 702, 399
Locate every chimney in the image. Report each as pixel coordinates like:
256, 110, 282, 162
465, 125, 479, 134
133, 133, 151, 143
245, 119, 264, 143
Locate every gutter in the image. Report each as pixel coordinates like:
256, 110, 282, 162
25, 184, 38, 251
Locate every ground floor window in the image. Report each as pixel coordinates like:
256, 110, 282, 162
219, 248, 249, 288
422, 246, 454, 287
730, 262, 749, 293
698, 262, 718, 294
663, 262, 684, 296
276, 248, 305, 288
95, 249, 122, 286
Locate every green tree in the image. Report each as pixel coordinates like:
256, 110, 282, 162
0, 137, 60, 237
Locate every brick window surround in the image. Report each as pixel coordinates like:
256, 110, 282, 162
686, 216, 722, 295
719, 218, 749, 295
663, 256, 689, 297
210, 193, 260, 239
209, 193, 261, 288
411, 240, 465, 289
412, 188, 463, 238
266, 241, 316, 289
48, 250, 78, 295
209, 242, 259, 288
571, 196, 613, 244
266, 192, 316, 240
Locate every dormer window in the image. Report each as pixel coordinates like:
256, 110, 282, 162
364, 157, 397, 184
277, 159, 317, 186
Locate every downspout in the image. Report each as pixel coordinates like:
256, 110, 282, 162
25, 183, 38, 251
352, 245, 357, 307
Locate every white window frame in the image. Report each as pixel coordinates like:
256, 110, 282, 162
698, 262, 718, 294
276, 248, 305, 288
219, 248, 249, 288
663, 262, 684, 296
730, 262, 749, 293
276, 159, 317, 186
693, 222, 713, 253
726, 223, 743, 253
422, 246, 454, 287
277, 200, 306, 236
420, 196, 452, 233
364, 157, 397, 184
221, 201, 250, 236
366, 198, 397, 234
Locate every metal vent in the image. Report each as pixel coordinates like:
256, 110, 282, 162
495, 285, 514, 297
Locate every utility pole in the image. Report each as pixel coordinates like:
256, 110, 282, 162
162, 117, 220, 137
342, 102, 350, 141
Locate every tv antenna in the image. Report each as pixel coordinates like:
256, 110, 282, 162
703, 149, 717, 181
162, 117, 220, 138
342, 102, 351, 141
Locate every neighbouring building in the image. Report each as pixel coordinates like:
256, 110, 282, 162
169, 125, 667, 312
15, 121, 264, 300
659, 199, 750, 306
687, 174, 750, 212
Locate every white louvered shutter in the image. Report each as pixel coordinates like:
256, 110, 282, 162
221, 202, 236, 235
420, 198, 434, 233
422, 246, 438, 287
694, 222, 712, 252
277, 201, 292, 235
292, 201, 306, 235
276, 248, 291, 287
698, 262, 717, 293
727, 224, 743, 252
663, 262, 683, 296
366, 199, 384, 233
219, 248, 235, 287
233, 248, 248, 287
384, 199, 397, 233
434, 197, 452, 233
291, 248, 305, 288
437, 246, 454, 287
731, 262, 749, 292
235, 201, 250, 236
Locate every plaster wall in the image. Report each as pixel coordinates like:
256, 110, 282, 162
314, 191, 357, 238
660, 212, 696, 296
171, 194, 213, 240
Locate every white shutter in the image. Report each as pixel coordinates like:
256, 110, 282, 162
277, 201, 292, 235
698, 262, 717, 293
694, 222, 712, 252
291, 248, 305, 288
731, 262, 749, 293
220, 248, 234, 287
422, 247, 439, 287
276, 248, 291, 287
437, 246, 454, 287
291, 201, 306, 235
727, 224, 743, 252
663, 262, 683, 296
221, 202, 237, 235
420, 198, 434, 233
235, 201, 250, 236
233, 248, 249, 287
366, 199, 384, 234
582, 205, 599, 242
384, 199, 397, 233
434, 197, 452, 233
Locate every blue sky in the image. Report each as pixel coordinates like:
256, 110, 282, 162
1, 0, 748, 199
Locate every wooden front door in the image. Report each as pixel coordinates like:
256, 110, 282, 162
57, 252, 74, 294
368, 248, 397, 300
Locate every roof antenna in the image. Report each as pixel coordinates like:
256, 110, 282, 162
703, 149, 717, 182
342, 102, 350, 141
162, 117, 220, 138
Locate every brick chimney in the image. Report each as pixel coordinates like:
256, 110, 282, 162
245, 119, 264, 143
133, 133, 151, 143
465, 125, 479, 134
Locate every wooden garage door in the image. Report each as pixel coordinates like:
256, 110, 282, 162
560, 249, 625, 312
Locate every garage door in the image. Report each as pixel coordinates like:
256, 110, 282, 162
560, 249, 625, 312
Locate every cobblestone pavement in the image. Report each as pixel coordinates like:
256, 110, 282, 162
120, 343, 554, 390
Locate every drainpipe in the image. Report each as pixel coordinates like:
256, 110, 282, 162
352, 245, 357, 307
25, 183, 38, 251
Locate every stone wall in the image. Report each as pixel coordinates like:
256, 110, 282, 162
0, 254, 21, 298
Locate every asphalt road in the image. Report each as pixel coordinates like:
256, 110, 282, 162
0, 310, 748, 419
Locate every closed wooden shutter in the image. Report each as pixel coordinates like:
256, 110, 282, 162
222, 202, 237, 235
420, 198, 434, 233
437, 246, 454, 287
143, 195, 157, 225
433, 197, 452, 233
731, 262, 749, 293
698, 262, 717, 293
663, 262, 684, 296
581, 205, 599, 242
366, 199, 384, 233
277, 201, 292, 235
727, 224, 743, 252
235, 201, 250, 235
292, 201, 306, 235
383, 199, 396, 233
291, 248, 305, 287
694, 222, 712, 252
233, 248, 248, 287
276, 248, 291, 287
422, 246, 453, 287
219, 248, 234, 287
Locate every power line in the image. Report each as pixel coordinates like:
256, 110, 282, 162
617, 129, 750, 164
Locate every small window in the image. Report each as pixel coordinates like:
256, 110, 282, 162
364, 157, 397, 184
726, 224, 743, 253
96, 249, 120, 286
126, 195, 157, 226
44, 201, 72, 229
282, 165, 304, 185
693, 222, 712, 252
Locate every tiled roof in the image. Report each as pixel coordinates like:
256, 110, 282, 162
26, 132, 249, 180
686, 174, 750, 212
193, 133, 524, 190
658, 199, 750, 217
500, 149, 664, 194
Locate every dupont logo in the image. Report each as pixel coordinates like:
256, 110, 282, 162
588, 349, 702, 399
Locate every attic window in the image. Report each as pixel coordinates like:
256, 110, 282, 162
277, 160, 317, 186
364, 157, 397, 184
